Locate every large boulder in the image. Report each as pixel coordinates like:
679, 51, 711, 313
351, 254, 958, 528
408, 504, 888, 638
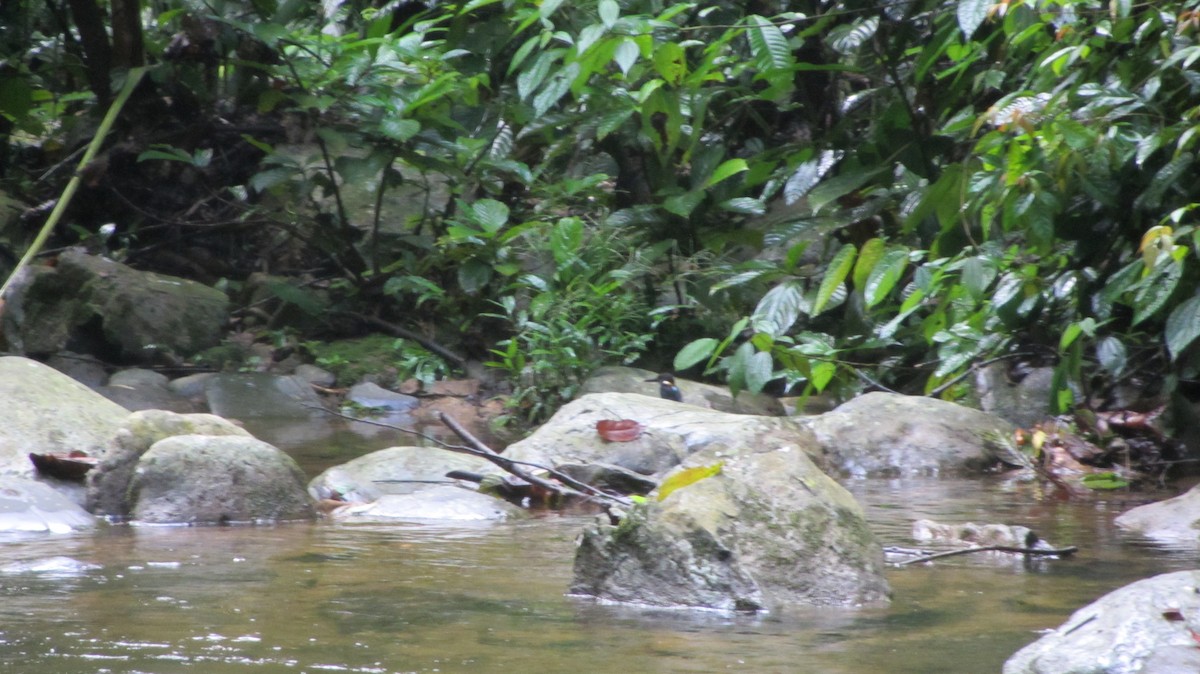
1113, 486, 1200, 543
127, 434, 315, 524
1003, 570, 1200, 674
571, 439, 890, 612
0, 356, 128, 499
501, 392, 816, 481
87, 410, 251, 518
0, 476, 96, 534
4, 249, 229, 364
805, 392, 1013, 477
309, 445, 493, 503
578, 366, 785, 416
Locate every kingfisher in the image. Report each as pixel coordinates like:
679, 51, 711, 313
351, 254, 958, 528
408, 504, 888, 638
646, 373, 683, 402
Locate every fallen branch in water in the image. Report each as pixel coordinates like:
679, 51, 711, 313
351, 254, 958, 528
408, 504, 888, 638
892, 544, 1078, 567
305, 405, 630, 508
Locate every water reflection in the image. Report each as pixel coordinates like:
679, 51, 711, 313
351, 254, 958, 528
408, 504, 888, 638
0, 453, 1196, 672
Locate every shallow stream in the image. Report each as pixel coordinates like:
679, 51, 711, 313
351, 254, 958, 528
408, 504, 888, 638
0, 420, 1194, 674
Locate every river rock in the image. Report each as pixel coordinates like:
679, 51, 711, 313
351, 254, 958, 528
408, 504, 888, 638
204, 372, 326, 419
329, 485, 521, 522
1003, 569, 1200, 674
1113, 485, 1200, 543
973, 364, 1057, 428
4, 249, 228, 363
87, 410, 251, 518
804, 392, 1012, 477
0, 356, 127, 500
346, 382, 419, 412
127, 434, 315, 524
501, 392, 817, 482
0, 476, 96, 534
97, 367, 197, 412
309, 445, 493, 502
571, 436, 890, 611
578, 366, 785, 416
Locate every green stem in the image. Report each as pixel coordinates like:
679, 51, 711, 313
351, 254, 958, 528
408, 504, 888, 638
0, 66, 147, 299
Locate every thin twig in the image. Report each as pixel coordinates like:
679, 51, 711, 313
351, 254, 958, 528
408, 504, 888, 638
893, 544, 1078, 566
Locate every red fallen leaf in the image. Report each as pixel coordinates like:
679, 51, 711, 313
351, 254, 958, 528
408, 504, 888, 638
596, 419, 642, 442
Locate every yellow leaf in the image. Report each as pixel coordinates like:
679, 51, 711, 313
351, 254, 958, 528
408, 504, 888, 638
657, 462, 723, 502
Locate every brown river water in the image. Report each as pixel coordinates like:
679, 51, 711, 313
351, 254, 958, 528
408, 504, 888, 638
0, 419, 1195, 674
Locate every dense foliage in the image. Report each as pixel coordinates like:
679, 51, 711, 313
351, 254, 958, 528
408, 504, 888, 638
4, 0, 1200, 423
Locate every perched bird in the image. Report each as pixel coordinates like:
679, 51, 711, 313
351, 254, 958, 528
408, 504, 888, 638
646, 373, 683, 402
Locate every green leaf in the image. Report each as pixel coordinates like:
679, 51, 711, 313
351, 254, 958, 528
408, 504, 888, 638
865, 249, 909, 308
657, 462, 723, 501
1166, 295, 1200, 361
1096, 336, 1127, 377
613, 39, 639, 75
813, 244, 856, 315
809, 360, 836, 392
1080, 472, 1130, 490
663, 190, 704, 217
746, 15, 795, 73
472, 199, 510, 232
550, 217, 583, 265
956, 0, 990, 38
853, 238, 885, 290
1132, 261, 1182, 325
675, 338, 719, 371
744, 350, 773, 393
752, 280, 807, 336
458, 259, 493, 294
598, 0, 619, 28
784, 150, 841, 204
719, 197, 767, 215
703, 158, 748, 188
379, 117, 420, 141
807, 166, 885, 214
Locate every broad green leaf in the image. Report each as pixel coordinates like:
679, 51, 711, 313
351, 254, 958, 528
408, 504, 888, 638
613, 39, 639, 75
1166, 295, 1200, 361
1132, 261, 1182, 325
472, 199, 510, 232
784, 150, 841, 205
533, 72, 573, 116
550, 217, 583, 265
379, 117, 420, 141
598, 0, 619, 28
752, 280, 807, 336
657, 462, 723, 501
663, 190, 704, 217
809, 360, 836, 391
864, 249, 909, 308
1096, 336, 1127, 377
703, 158, 748, 188
813, 244, 856, 315
956, 0, 990, 38
745, 350, 774, 393
807, 166, 885, 214
457, 259, 492, 294
961, 256, 996, 301
746, 15, 794, 73
852, 238, 885, 289
675, 338, 719, 371
719, 197, 767, 215
1136, 153, 1193, 211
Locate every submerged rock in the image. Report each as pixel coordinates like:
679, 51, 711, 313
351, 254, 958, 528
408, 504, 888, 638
805, 392, 1012, 477
128, 434, 315, 524
203, 372, 326, 419
1003, 570, 1200, 674
571, 441, 890, 612
329, 485, 521, 522
308, 445, 492, 503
